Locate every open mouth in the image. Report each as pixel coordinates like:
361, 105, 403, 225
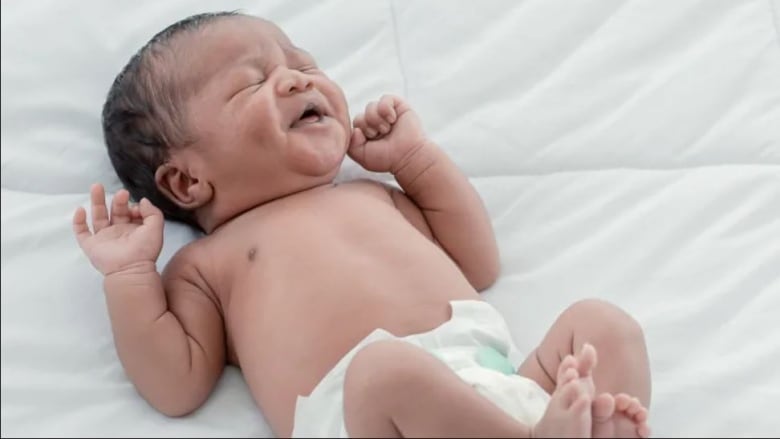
291, 103, 325, 128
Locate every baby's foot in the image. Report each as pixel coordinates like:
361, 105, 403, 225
592, 393, 650, 438
532, 344, 597, 438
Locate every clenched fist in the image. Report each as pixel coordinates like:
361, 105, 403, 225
348, 95, 430, 174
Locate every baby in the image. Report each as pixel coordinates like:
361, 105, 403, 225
73, 11, 651, 438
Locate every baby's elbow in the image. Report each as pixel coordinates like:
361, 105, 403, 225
157, 402, 196, 418
152, 392, 207, 418
469, 261, 501, 292
472, 274, 498, 293
142, 379, 213, 418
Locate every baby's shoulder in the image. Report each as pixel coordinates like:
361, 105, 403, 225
159, 239, 220, 300
162, 238, 210, 279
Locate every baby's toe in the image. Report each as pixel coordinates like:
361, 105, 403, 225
633, 406, 649, 423
614, 393, 633, 411
626, 399, 643, 416
637, 423, 651, 438
557, 355, 578, 381
592, 393, 615, 422
558, 380, 585, 408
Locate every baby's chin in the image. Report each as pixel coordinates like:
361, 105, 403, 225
305, 157, 345, 184
288, 141, 349, 179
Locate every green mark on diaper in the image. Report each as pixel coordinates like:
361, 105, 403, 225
476, 346, 515, 375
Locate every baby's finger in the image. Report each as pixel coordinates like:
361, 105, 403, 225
349, 127, 367, 151
138, 198, 164, 229
353, 114, 368, 135
110, 189, 132, 224
72, 207, 92, 247
364, 102, 388, 136
90, 183, 110, 233
378, 95, 397, 123
128, 203, 143, 225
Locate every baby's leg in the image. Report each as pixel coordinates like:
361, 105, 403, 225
517, 299, 650, 405
343, 340, 591, 438
516, 299, 651, 437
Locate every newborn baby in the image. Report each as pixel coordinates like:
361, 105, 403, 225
73, 11, 651, 438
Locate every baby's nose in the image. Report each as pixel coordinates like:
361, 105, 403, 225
276, 68, 313, 96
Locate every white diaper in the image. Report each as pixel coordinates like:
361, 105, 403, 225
291, 300, 551, 438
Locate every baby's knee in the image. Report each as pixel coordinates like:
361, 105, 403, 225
566, 298, 645, 347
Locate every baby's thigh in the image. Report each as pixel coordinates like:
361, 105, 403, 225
344, 340, 444, 401
342, 340, 456, 434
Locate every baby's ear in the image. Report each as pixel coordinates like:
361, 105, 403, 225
154, 163, 213, 209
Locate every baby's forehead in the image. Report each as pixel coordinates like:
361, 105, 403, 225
169, 16, 312, 99
251, 19, 313, 61
176, 16, 311, 69
243, 17, 294, 46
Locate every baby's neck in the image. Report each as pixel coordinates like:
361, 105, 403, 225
197, 180, 337, 234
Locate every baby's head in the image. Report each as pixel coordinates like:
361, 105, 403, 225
103, 12, 351, 232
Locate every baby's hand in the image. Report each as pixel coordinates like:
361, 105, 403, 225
348, 95, 429, 173
72, 184, 164, 276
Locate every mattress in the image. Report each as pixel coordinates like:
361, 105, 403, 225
2, 0, 779, 437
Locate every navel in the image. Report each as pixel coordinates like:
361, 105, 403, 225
247, 247, 257, 262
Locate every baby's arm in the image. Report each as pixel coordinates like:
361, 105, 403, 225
393, 145, 499, 290
103, 251, 225, 416
349, 96, 500, 291
73, 185, 224, 416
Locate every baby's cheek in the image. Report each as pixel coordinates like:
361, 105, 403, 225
326, 85, 350, 124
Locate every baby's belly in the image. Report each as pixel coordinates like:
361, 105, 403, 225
207, 184, 485, 435
228, 251, 480, 435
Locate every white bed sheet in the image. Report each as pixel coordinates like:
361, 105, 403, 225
2, 0, 779, 437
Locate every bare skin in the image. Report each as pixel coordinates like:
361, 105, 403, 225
73, 16, 651, 438
344, 342, 600, 438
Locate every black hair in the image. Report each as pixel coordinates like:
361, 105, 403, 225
102, 11, 243, 230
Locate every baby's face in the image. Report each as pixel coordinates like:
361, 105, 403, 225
175, 16, 351, 207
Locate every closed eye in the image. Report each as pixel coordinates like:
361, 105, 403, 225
243, 78, 266, 95
228, 79, 265, 101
